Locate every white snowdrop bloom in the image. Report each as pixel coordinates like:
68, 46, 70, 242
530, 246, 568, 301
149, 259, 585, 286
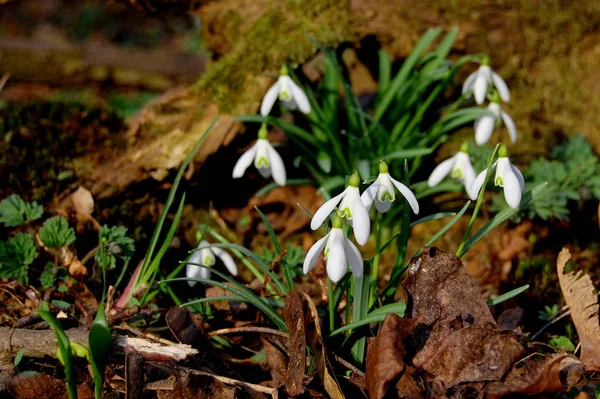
260, 66, 310, 116
427, 142, 477, 196
361, 161, 419, 214
232, 124, 286, 186
469, 145, 525, 209
310, 172, 370, 245
474, 98, 517, 146
186, 240, 237, 287
462, 61, 510, 105
303, 216, 363, 283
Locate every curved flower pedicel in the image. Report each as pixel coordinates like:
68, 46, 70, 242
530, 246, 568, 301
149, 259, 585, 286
186, 241, 238, 287
462, 59, 510, 105
361, 161, 419, 214
469, 145, 525, 209
427, 142, 476, 196
232, 124, 286, 186
474, 95, 517, 146
303, 215, 363, 283
260, 65, 310, 116
311, 172, 370, 245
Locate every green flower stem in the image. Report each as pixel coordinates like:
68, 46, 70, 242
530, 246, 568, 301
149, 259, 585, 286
456, 144, 500, 256
328, 278, 335, 332
369, 212, 382, 307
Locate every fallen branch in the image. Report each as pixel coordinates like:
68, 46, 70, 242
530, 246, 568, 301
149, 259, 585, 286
0, 327, 198, 362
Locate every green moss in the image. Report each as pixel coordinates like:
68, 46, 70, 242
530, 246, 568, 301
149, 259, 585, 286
193, 0, 354, 113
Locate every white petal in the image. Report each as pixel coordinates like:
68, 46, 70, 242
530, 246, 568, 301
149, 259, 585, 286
351, 199, 371, 245
502, 162, 522, 208
475, 115, 495, 145
469, 169, 488, 200
310, 189, 347, 230
342, 238, 363, 278
258, 167, 271, 178
462, 158, 477, 194
374, 200, 392, 213
186, 264, 210, 287
260, 79, 281, 116
302, 233, 329, 274
511, 164, 525, 191
501, 111, 518, 143
389, 177, 419, 214
360, 180, 379, 211
376, 174, 396, 203
427, 156, 456, 187
232, 144, 258, 179
491, 71, 511, 102
473, 73, 488, 104
266, 143, 286, 186
462, 71, 478, 95
212, 247, 238, 276
288, 79, 311, 114
326, 232, 347, 283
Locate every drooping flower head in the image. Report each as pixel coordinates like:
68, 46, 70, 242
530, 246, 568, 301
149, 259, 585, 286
469, 145, 525, 209
474, 93, 517, 146
462, 57, 510, 105
232, 124, 286, 186
303, 215, 363, 283
361, 161, 420, 214
260, 65, 310, 116
427, 142, 477, 196
310, 171, 370, 245
186, 241, 237, 287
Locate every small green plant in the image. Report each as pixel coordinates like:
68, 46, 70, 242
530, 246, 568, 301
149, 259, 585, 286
0, 232, 38, 283
0, 194, 43, 227
39, 216, 76, 248
95, 225, 135, 270
548, 335, 575, 352
538, 304, 560, 321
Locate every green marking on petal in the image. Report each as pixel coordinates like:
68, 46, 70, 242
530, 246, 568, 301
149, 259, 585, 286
324, 247, 330, 258
381, 191, 394, 202
495, 176, 504, 187
256, 157, 269, 167
279, 90, 291, 101
339, 207, 352, 219
204, 256, 215, 266
451, 169, 463, 180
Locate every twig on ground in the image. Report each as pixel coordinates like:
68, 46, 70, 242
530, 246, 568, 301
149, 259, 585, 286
209, 326, 288, 338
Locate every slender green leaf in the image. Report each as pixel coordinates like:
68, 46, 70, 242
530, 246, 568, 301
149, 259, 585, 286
235, 115, 318, 146
377, 49, 391, 94
254, 206, 282, 255
330, 302, 406, 336
379, 147, 434, 161
351, 262, 370, 364
89, 304, 111, 399
37, 307, 77, 399
458, 183, 548, 257
486, 285, 529, 306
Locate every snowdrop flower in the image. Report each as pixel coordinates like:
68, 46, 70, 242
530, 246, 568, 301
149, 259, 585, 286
361, 161, 419, 214
186, 241, 237, 287
462, 58, 510, 105
469, 145, 525, 209
427, 142, 477, 196
260, 65, 310, 116
310, 172, 370, 245
474, 95, 517, 146
303, 215, 363, 283
232, 124, 286, 186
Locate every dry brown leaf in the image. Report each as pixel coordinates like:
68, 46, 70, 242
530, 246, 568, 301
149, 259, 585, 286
284, 291, 306, 397
365, 314, 406, 399
262, 335, 288, 388
557, 248, 600, 371
165, 307, 209, 349
497, 308, 524, 331
484, 353, 584, 398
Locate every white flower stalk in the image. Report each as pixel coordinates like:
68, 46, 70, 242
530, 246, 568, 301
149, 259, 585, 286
303, 215, 363, 283
232, 124, 286, 186
310, 172, 370, 245
474, 96, 517, 146
462, 59, 510, 105
260, 65, 310, 116
469, 145, 525, 209
186, 240, 237, 287
361, 161, 420, 214
427, 142, 477, 196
